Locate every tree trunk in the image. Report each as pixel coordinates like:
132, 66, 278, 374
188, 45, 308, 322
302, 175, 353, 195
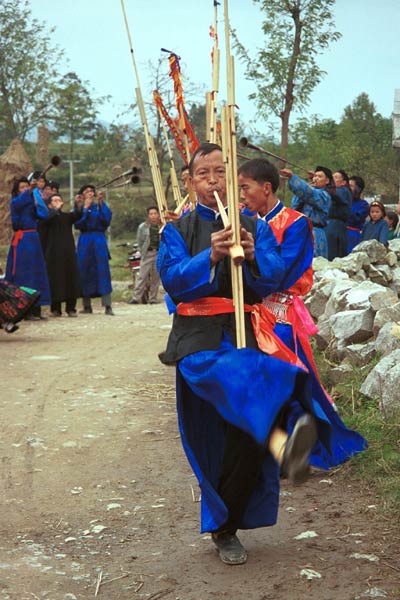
279, 7, 302, 159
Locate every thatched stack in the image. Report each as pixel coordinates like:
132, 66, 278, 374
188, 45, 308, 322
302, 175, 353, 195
0, 139, 32, 244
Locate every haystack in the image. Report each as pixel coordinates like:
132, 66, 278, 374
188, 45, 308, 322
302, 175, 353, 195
0, 139, 32, 245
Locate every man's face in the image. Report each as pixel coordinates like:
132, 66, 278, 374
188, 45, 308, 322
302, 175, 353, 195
148, 208, 160, 225
312, 171, 330, 189
49, 195, 63, 211
190, 150, 226, 209
333, 172, 346, 187
238, 174, 271, 216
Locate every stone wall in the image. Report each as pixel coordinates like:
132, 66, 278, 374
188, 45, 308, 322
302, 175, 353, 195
306, 239, 400, 416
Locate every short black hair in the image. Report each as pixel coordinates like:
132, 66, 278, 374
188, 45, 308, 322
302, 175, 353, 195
188, 142, 222, 176
349, 175, 365, 193
79, 184, 96, 195
238, 158, 280, 193
335, 169, 349, 184
147, 206, 159, 215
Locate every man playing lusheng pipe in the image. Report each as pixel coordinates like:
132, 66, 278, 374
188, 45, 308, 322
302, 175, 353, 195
157, 143, 324, 566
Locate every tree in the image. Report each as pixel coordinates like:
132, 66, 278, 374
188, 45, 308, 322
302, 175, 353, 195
336, 93, 398, 198
51, 72, 106, 159
233, 0, 341, 156
0, 0, 62, 143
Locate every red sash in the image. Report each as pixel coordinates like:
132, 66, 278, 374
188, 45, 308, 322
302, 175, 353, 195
176, 297, 307, 371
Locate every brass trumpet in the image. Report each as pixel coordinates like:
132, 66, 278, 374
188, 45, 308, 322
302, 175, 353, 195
239, 137, 309, 174
39, 155, 62, 178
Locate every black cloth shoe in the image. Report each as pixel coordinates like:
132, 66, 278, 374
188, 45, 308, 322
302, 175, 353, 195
50, 311, 62, 317
79, 307, 93, 314
4, 323, 19, 334
282, 414, 317, 485
211, 532, 247, 565
128, 299, 138, 304
67, 311, 77, 318
105, 306, 115, 316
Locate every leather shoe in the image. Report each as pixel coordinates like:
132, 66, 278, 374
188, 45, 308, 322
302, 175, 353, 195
79, 307, 93, 314
105, 306, 115, 316
211, 532, 247, 565
128, 299, 138, 304
50, 311, 62, 317
282, 414, 317, 485
68, 311, 77, 317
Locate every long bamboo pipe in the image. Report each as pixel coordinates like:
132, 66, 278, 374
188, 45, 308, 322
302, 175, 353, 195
239, 137, 310, 174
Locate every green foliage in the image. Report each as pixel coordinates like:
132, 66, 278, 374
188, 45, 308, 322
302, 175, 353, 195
314, 349, 400, 515
232, 0, 341, 151
51, 72, 107, 159
281, 93, 399, 202
0, 0, 62, 143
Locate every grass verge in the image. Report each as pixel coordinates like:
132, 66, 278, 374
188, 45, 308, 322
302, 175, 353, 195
314, 348, 400, 517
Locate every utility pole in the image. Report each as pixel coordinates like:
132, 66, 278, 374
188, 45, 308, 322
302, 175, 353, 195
68, 159, 81, 207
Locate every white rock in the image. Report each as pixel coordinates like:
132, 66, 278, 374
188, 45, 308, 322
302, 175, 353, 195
294, 530, 318, 540
300, 568, 322, 580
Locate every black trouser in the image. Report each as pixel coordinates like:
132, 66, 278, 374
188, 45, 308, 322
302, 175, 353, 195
51, 299, 77, 314
217, 423, 266, 534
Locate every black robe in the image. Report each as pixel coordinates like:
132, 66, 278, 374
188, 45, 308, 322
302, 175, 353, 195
41, 210, 82, 302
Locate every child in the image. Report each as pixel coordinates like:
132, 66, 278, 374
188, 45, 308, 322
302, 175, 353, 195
41, 193, 82, 317
384, 210, 399, 241
361, 201, 389, 246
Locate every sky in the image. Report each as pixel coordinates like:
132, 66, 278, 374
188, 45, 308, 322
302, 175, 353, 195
29, 0, 400, 134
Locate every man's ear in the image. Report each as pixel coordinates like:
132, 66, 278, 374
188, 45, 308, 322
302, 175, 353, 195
263, 181, 272, 197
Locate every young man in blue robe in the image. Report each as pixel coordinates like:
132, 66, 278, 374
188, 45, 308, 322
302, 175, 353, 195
157, 143, 320, 566
74, 185, 114, 316
238, 158, 366, 471
283, 166, 331, 258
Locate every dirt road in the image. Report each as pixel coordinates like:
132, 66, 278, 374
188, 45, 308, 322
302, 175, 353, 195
0, 302, 399, 600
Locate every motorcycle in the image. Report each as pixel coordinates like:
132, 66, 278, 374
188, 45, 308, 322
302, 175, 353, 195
117, 242, 149, 303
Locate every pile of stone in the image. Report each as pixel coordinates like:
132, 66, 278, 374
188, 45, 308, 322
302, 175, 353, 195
305, 239, 400, 416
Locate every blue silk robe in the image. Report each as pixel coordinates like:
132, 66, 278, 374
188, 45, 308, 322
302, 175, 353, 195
262, 201, 366, 469
74, 203, 112, 297
347, 198, 370, 253
157, 203, 315, 533
5, 189, 51, 306
290, 175, 330, 258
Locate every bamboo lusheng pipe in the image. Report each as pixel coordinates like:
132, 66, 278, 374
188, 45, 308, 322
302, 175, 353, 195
239, 137, 310, 174
222, 0, 246, 349
213, 191, 244, 265
206, 0, 220, 143
120, 0, 168, 224
156, 105, 183, 208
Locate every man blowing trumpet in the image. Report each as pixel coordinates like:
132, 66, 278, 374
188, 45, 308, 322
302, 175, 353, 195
157, 143, 327, 566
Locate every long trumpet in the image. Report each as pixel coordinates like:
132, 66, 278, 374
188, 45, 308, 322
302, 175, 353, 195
40, 155, 62, 178
107, 174, 140, 189
239, 137, 309, 174
99, 167, 141, 189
